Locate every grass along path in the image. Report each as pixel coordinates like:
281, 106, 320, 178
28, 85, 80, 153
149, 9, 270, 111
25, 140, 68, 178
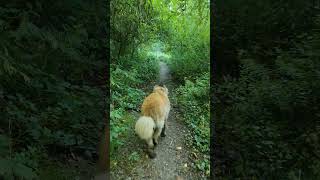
110, 61, 207, 180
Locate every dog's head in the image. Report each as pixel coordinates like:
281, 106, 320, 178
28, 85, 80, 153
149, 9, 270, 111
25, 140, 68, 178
153, 85, 169, 95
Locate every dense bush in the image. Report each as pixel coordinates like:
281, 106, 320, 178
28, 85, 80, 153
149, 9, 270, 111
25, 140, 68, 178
110, 57, 157, 155
213, 0, 320, 178
109, 0, 163, 159
174, 73, 210, 174
0, 1, 106, 179
166, 1, 210, 83
110, 58, 160, 158
162, 0, 210, 176
214, 0, 316, 77
213, 18, 320, 179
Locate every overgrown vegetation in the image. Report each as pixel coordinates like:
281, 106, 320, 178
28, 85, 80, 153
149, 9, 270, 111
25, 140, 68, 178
0, 1, 106, 179
166, 0, 210, 174
110, 0, 210, 177
214, 1, 320, 179
110, 0, 160, 164
174, 73, 210, 174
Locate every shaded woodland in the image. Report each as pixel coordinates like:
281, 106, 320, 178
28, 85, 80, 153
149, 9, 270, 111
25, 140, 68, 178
0, 1, 107, 179
213, 1, 320, 179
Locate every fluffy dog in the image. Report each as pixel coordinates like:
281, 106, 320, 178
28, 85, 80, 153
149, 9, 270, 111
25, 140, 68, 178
135, 85, 170, 158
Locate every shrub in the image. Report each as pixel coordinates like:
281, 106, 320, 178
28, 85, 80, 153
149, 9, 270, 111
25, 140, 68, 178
174, 73, 210, 174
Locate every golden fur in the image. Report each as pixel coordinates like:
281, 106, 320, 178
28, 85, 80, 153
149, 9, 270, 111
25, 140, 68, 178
135, 85, 170, 158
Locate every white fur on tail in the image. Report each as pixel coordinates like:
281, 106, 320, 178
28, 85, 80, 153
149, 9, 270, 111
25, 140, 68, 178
135, 116, 155, 140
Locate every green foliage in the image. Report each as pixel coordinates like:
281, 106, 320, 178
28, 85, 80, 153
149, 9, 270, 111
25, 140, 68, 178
162, 0, 210, 82
214, 0, 316, 77
0, 1, 106, 178
110, 54, 160, 156
0, 145, 44, 180
111, 67, 145, 108
110, 0, 161, 159
214, 25, 320, 178
150, 0, 211, 176
174, 73, 210, 174
213, 1, 320, 178
110, 0, 159, 59
128, 151, 140, 162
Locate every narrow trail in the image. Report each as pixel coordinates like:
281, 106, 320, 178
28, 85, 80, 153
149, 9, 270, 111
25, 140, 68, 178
159, 61, 170, 83
111, 61, 205, 180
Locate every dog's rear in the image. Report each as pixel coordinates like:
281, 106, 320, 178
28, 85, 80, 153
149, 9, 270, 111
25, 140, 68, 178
135, 85, 170, 158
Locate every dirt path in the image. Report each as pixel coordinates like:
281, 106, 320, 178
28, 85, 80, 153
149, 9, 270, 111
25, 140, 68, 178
110, 61, 206, 180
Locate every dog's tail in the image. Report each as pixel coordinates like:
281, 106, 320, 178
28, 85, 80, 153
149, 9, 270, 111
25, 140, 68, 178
135, 116, 155, 140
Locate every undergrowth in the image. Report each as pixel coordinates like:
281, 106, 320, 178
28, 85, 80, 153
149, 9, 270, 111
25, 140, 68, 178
0, 1, 106, 179
110, 54, 160, 160
213, 30, 320, 179
174, 73, 210, 176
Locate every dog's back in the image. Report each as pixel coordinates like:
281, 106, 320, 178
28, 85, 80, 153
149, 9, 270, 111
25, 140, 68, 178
141, 87, 169, 123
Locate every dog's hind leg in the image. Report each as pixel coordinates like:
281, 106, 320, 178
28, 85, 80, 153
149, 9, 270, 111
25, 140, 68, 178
146, 138, 156, 158
161, 110, 169, 137
161, 123, 166, 137
153, 127, 163, 145
153, 117, 165, 145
